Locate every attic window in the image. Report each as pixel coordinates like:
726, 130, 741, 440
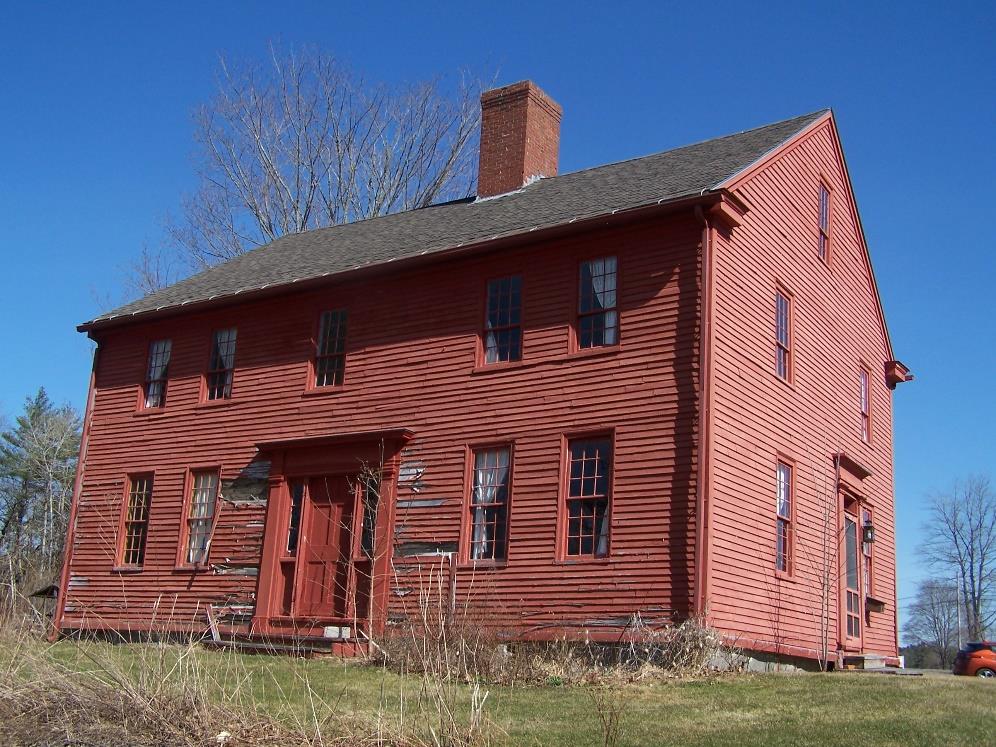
818, 182, 831, 263
859, 366, 871, 442
775, 288, 792, 382
577, 257, 618, 349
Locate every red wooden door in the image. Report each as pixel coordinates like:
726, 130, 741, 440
295, 476, 354, 619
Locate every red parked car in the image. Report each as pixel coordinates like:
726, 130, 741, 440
953, 642, 996, 677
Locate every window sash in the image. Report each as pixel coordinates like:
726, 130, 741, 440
207, 329, 237, 400
360, 476, 379, 559
565, 438, 611, 557
577, 257, 618, 349
144, 340, 171, 408
185, 472, 218, 565
484, 277, 522, 364
315, 310, 347, 386
121, 475, 153, 566
470, 447, 511, 561
775, 291, 791, 380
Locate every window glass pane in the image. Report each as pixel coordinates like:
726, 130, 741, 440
287, 482, 304, 554
484, 277, 522, 363
566, 438, 611, 557
845, 518, 858, 589
470, 447, 511, 560
145, 340, 171, 407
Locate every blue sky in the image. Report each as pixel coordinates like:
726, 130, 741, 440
1, 2, 993, 627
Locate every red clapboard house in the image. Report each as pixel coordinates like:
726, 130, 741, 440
55, 81, 912, 667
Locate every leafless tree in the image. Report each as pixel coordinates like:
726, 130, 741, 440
132, 46, 487, 290
922, 476, 995, 640
0, 389, 81, 613
903, 578, 960, 667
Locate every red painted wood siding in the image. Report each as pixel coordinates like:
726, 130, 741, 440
707, 118, 899, 658
60, 215, 702, 637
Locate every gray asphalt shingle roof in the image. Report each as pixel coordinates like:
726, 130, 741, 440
87, 110, 826, 328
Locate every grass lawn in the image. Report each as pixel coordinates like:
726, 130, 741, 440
8, 638, 995, 746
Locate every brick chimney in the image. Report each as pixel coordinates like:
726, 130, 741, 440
477, 81, 563, 198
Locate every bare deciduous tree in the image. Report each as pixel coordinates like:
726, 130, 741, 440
0, 389, 81, 613
903, 578, 960, 667
922, 476, 995, 640
134, 46, 487, 290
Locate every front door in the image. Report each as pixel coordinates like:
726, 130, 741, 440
295, 475, 354, 619
842, 513, 862, 648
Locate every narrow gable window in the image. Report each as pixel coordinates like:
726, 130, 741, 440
859, 367, 871, 442
469, 447, 511, 561
818, 183, 831, 262
315, 310, 347, 386
775, 461, 793, 574
775, 289, 792, 381
144, 339, 171, 408
565, 437, 612, 558
484, 277, 522, 364
119, 475, 153, 567
577, 257, 618, 348
206, 329, 237, 400
184, 471, 218, 565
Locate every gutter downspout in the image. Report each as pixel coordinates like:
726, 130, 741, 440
50, 341, 99, 640
693, 205, 715, 619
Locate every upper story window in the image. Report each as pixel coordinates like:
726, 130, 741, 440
775, 289, 792, 381
577, 257, 618, 349
468, 446, 511, 561
119, 474, 153, 567
206, 328, 237, 400
183, 471, 219, 566
775, 461, 793, 574
143, 340, 171, 409
315, 310, 348, 387
565, 437, 612, 558
484, 277, 522, 364
818, 182, 831, 262
859, 367, 871, 442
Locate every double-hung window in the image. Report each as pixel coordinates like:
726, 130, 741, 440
468, 447, 511, 561
206, 329, 237, 400
775, 289, 792, 381
775, 461, 793, 574
818, 183, 831, 262
315, 310, 347, 386
859, 367, 871, 442
119, 475, 153, 567
565, 438, 612, 557
144, 339, 171, 408
577, 257, 618, 348
184, 471, 219, 565
484, 277, 522, 364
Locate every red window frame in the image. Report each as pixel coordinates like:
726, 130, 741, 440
314, 310, 348, 387
178, 469, 220, 568
818, 181, 831, 263
205, 328, 237, 400
576, 256, 618, 350
859, 366, 871, 442
562, 436, 613, 559
775, 460, 793, 575
142, 339, 171, 409
775, 287, 792, 382
117, 474, 153, 568
483, 276, 523, 364
464, 445, 512, 562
